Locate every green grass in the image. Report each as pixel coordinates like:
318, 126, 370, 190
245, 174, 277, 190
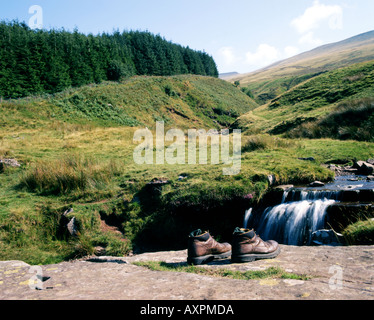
269, 61, 374, 111
133, 261, 311, 281
1, 120, 373, 264
0, 75, 258, 132
0, 75, 258, 264
343, 219, 374, 245
19, 154, 123, 196
241, 72, 323, 105
234, 60, 374, 137
286, 98, 374, 141
47, 75, 258, 129
1, 71, 374, 265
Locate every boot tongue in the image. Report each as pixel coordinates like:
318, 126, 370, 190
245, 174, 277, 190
189, 229, 210, 241
244, 229, 256, 239
190, 229, 203, 237
234, 228, 256, 239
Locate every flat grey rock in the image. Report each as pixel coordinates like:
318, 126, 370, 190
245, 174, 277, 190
0, 246, 373, 300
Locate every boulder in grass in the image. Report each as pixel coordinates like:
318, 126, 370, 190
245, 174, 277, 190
0, 159, 21, 171
67, 217, 79, 237
267, 175, 276, 186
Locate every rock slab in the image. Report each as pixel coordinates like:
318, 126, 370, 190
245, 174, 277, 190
0, 246, 373, 300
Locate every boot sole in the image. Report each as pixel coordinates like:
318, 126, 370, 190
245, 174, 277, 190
231, 246, 281, 263
187, 251, 232, 266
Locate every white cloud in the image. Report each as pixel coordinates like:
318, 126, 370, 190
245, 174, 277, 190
291, 0, 343, 34
284, 46, 300, 58
217, 46, 237, 66
216, 44, 302, 73
245, 44, 280, 67
298, 31, 323, 46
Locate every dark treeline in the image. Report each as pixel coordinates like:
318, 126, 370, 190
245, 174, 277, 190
0, 21, 218, 99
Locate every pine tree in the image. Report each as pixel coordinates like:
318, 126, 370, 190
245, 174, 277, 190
0, 21, 220, 98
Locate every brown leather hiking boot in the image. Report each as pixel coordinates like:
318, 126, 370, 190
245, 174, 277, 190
187, 230, 232, 265
231, 228, 280, 263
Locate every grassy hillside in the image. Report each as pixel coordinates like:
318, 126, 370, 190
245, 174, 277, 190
0, 74, 262, 264
233, 60, 374, 138
3, 122, 372, 264
1, 75, 258, 131
231, 30, 374, 104
1, 73, 373, 264
286, 98, 374, 141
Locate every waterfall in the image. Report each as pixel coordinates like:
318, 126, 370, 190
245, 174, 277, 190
254, 189, 341, 246
282, 189, 342, 202
243, 208, 253, 229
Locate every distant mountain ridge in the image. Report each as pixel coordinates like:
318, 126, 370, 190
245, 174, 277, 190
232, 30, 374, 86
219, 72, 239, 79
264, 30, 374, 70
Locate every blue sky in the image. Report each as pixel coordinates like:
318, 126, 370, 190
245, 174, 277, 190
1, 0, 374, 73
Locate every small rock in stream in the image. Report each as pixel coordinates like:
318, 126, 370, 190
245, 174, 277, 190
309, 181, 325, 187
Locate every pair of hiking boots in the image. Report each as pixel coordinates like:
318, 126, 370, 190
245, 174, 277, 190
187, 228, 280, 265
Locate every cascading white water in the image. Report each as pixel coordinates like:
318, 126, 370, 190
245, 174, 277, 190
243, 208, 252, 229
283, 189, 342, 202
253, 189, 341, 246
